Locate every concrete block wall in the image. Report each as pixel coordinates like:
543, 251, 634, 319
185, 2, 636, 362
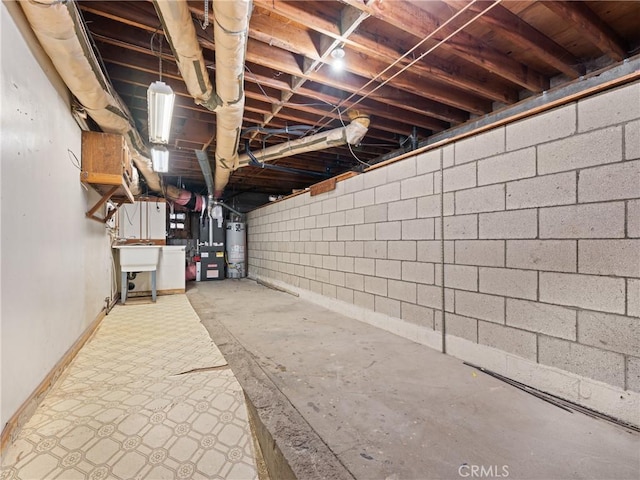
247, 82, 640, 424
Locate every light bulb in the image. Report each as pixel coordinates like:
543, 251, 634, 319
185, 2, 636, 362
151, 145, 169, 173
147, 81, 175, 145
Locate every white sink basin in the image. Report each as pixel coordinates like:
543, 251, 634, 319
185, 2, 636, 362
114, 245, 161, 271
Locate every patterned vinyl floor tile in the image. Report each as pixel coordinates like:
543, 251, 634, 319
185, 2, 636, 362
1, 295, 258, 480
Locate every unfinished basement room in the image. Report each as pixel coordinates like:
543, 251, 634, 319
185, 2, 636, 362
1, 0, 639, 479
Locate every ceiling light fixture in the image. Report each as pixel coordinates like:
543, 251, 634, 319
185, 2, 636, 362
148, 34, 175, 171
330, 47, 345, 71
150, 145, 169, 173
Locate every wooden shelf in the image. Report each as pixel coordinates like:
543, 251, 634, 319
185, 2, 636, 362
81, 131, 135, 223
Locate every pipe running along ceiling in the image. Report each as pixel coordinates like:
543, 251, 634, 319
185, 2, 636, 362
20, 0, 370, 203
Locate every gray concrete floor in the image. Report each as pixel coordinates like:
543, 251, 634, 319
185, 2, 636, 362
187, 279, 640, 480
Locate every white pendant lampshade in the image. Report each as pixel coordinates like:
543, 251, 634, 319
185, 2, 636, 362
151, 145, 169, 173
147, 80, 175, 145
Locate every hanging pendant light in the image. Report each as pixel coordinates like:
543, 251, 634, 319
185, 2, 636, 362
148, 34, 174, 172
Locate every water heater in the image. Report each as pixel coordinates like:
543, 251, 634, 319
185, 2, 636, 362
226, 222, 246, 278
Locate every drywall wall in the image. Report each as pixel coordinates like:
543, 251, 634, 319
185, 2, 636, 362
1, 5, 112, 429
248, 80, 640, 425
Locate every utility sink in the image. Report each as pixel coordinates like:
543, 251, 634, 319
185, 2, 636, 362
113, 245, 161, 272
113, 245, 161, 304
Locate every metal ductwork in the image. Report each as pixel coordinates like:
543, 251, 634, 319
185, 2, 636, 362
154, 0, 251, 198
238, 111, 370, 166
18, 0, 205, 209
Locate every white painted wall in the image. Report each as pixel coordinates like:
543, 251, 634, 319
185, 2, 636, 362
0, 5, 112, 429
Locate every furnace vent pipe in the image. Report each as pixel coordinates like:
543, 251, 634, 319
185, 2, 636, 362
153, 0, 252, 198
237, 112, 370, 166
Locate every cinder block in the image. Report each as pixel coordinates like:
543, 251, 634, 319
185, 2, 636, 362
330, 211, 346, 227
337, 193, 354, 211
538, 336, 625, 388
578, 82, 640, 132
454, 126, 505, 164
417, 284, 443, 310
388, 240, 417, 261
578, 160, 640, 203
443, 144, 454, 168
304, 216, 316, 229
478, 321, 537, 360
365, 276, 387, 296
507, 240, 576, 272
479, 209, 537, 239
579, 240, 640, 277
402, 261, 435, 284
304, 266, 317, 280
364, 204, 387, 223
444, 313, 478, 342
443, 163, 477, 192
455, 240, 505, 267
506, 103, 576, 151
401, 303, 435, 328
388, 198, 417, 221
345, 273, 364, 291
416, 149, 441, 174
456, 184, 505, 215
455, 290, 505, 324
506, 298, 576, 340
330, 242, 345, 256
401, 174, 434, 199
629, 200, 640, 238
626, 119, 640, 160
364, 241, 387, 259
322, 283, 337, 298
310, 228, 323, 241
344, 173, 364, 194
375, 296, 401, 318
337, 226, 354, 241
444, 264, 478, 291
629, 279, 640, 318
309, 280, 323, 295
628, 356, 640, 392
354, 258, 375, 276
386, 157, 417, 182
507, 171, 576, 209
417, 193, 454, 218
309, 202, 322, 216
377, 221, 402, 240
402, 218, 435, 240
354, 224, 375, 240
322, 227, 337, 241
322, 198, 337, 214
354, 291, 375, 310
388, 279, 417, 303
479, 267, 537, 300
337, 286, 354, 304
354, 188, 375, 208
330, 270, 346, 287
316, 214, 330, 228
345, 207, 364, 225
578, 310, 640, 356
540, 203, 625, 239
364, 167, 387, 189
322, 255, 337, 270
417, 240, 443, 263
538, 126, 623, 174
316, 268, 330, 283
539, 272, 625, 314
443, 214, 477, 240
375, 182, 401, 204
375, 259, 402, 279
345, 241, 364, 257
478, 148, 537, 186
337, 256, 354, 273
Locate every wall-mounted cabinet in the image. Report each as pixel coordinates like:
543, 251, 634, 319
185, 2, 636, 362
81, 131, 134, 222
119, 198, 167, 244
